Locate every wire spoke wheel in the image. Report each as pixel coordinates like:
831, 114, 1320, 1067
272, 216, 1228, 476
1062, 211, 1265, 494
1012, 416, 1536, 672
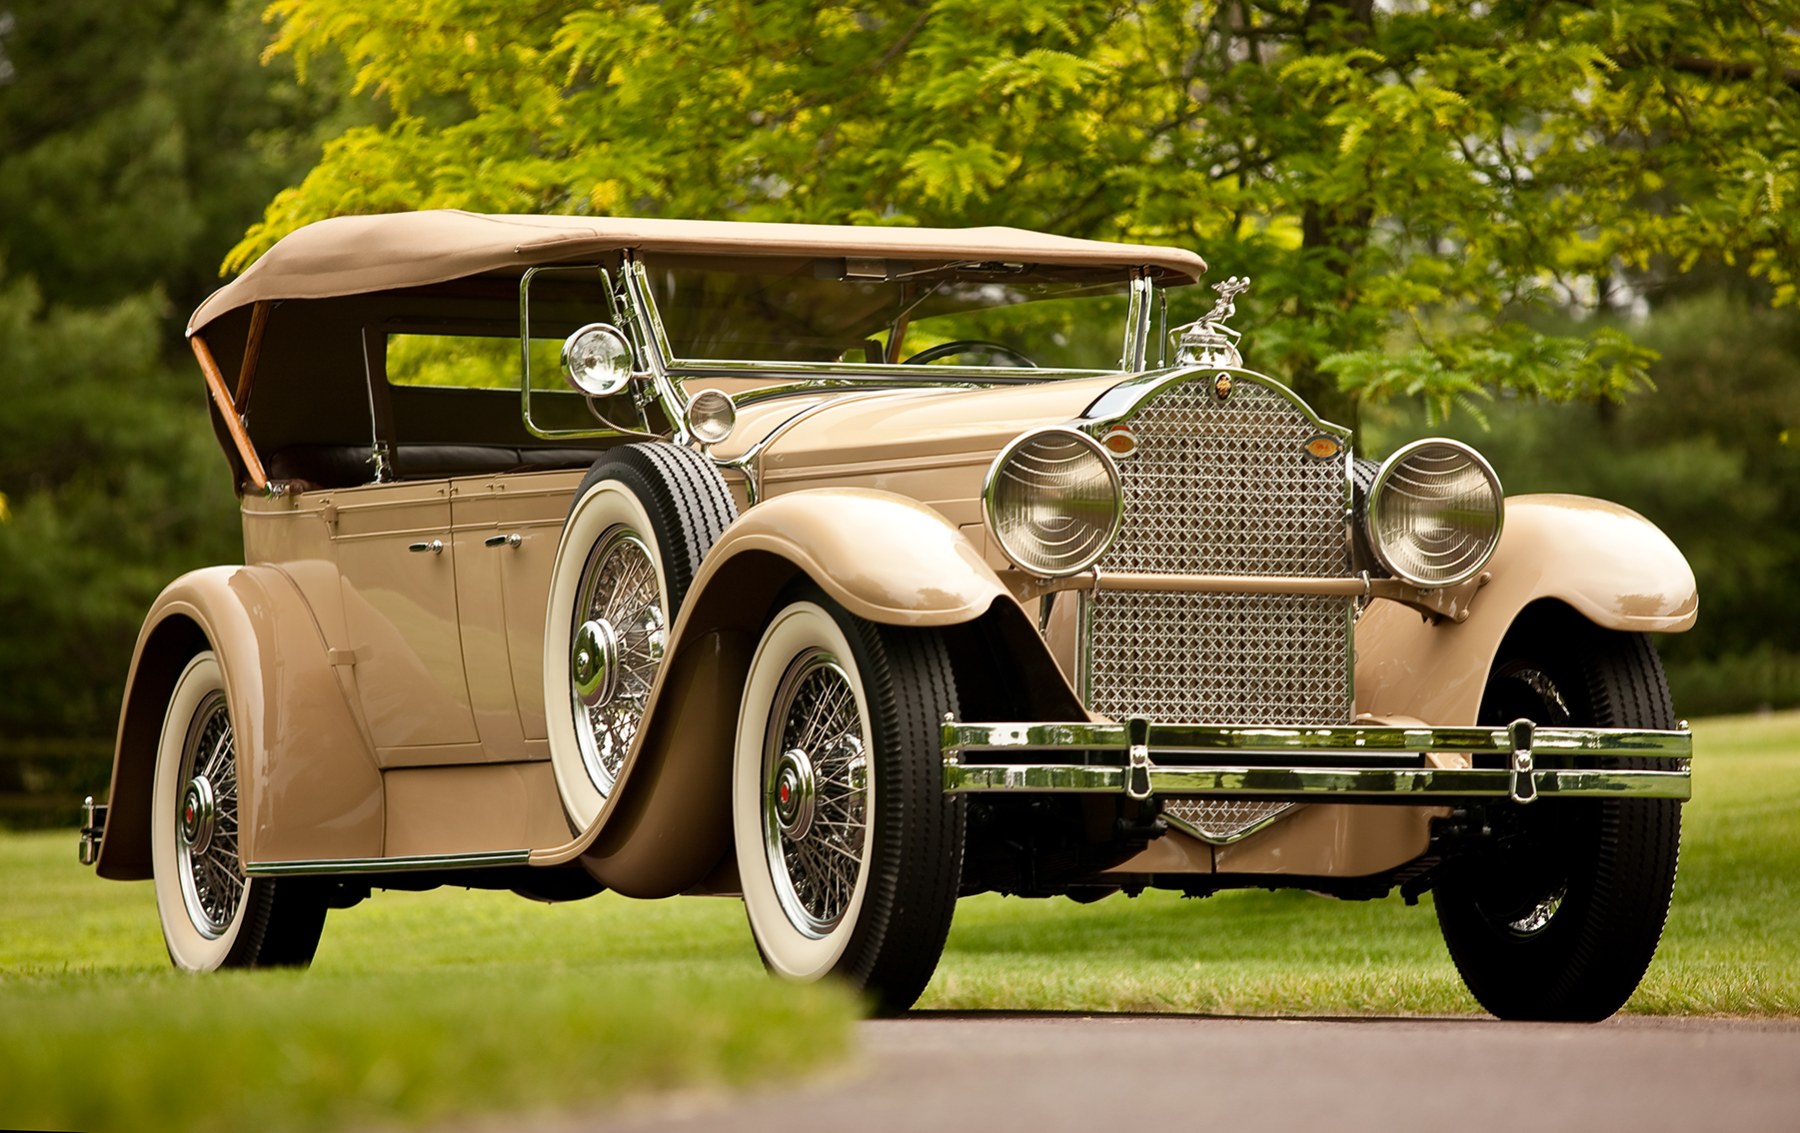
175, 689, 245, 936
733, 593, 963, 1014
763, 649, 870, 937
571, 526, 667, 793
546, 444, 737, 829
151, 652, 327, 971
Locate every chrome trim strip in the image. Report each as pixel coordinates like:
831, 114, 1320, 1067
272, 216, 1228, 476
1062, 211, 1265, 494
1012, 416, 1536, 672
665, 358, 1109, 384
244, 849, 533, 876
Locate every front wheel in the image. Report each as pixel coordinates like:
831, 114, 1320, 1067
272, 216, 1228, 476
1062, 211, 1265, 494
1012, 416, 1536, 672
1433, 611, 1683, 1021
150, 652, 327, 971
732, 593, 963, 1013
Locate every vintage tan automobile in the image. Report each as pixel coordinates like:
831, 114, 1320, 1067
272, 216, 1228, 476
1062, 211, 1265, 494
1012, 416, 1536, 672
83, 211, 1696, 1018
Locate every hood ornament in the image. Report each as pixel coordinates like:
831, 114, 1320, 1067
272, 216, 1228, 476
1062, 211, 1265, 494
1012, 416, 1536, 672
1173, 276, 1250, 369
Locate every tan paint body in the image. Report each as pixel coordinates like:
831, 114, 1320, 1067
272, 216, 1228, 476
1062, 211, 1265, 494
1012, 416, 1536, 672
102, 226, 1698, 897
99, 380, 1699, 891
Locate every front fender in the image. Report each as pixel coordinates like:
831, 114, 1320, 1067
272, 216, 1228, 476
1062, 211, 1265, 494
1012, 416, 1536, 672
95, 566, 382, 879
1355, 494, 1698, 726
562, 488, 1061, 897
699, 487, 1011, 626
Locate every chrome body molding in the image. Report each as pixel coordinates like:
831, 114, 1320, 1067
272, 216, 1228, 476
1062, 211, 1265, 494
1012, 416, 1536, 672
244, 849, 533, 877
942, 719, 1693, 805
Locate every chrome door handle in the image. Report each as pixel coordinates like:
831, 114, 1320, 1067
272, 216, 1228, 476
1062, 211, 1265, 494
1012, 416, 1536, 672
484, 533, 522, 549
407, 539, 444, 555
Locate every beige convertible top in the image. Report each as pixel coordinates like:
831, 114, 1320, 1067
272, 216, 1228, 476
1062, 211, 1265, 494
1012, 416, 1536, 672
188, 210, 1207, 334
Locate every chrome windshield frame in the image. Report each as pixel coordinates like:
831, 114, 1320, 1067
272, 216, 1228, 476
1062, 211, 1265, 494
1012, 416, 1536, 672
613, 253, 1162, 440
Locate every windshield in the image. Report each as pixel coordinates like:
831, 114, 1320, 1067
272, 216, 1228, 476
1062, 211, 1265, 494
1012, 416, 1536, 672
639, 254, 1134, 370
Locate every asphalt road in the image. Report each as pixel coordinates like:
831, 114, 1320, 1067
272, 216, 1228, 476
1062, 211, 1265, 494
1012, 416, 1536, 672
515, 1014, 1800, 1133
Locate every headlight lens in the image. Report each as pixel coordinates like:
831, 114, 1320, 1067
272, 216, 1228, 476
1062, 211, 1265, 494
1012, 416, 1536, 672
561, 322, 634, 398
984, 427, 1123, 577
685, 388, 736, 445
1366, 439, 1503, 586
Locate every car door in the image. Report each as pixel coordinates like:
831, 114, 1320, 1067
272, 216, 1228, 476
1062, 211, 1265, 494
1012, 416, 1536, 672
334, 479, 482, 761
451, 471, 575, 752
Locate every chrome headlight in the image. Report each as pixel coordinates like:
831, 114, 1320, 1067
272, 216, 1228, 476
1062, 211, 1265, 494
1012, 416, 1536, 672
561, 322, 634, 398
983, 427, 1123, 577
1366, 439, 1504, 586
685, 388, 736, 445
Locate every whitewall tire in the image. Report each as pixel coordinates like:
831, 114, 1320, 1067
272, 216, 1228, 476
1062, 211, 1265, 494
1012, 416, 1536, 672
150, 652, 325, 971
732, 592, 964, 1013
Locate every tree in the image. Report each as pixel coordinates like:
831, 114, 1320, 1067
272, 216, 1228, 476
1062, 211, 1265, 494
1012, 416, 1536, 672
237, 0, 1800, 421
0, 0, 357, 818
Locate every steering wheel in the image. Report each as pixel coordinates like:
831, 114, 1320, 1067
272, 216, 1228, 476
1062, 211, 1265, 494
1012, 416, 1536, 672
901, 339, 1038, 368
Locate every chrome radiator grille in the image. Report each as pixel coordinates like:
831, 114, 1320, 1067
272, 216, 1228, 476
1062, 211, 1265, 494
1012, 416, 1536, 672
1083, 377, 1353, 842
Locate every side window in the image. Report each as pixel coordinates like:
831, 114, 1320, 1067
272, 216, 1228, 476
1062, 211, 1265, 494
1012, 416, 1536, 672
385, 334, 563, 390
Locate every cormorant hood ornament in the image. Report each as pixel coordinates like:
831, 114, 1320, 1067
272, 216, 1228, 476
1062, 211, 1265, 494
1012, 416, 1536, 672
1173, 275, 1251, 369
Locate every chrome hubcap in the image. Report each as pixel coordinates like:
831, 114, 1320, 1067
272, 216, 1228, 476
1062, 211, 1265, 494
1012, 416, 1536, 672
763, 649, 869, 938
180, 775, 217, 855
773, 748, 818, 841
572, 617, 621, 708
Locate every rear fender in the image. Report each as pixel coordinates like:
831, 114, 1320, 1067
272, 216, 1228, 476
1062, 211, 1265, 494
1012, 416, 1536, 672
1355, 494, 1698, 726
95, 566, 382, 879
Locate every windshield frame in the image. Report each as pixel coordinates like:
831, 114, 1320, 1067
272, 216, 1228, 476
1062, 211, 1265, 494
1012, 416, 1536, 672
516, 253, 1160, 444
621, 256, 1154, 404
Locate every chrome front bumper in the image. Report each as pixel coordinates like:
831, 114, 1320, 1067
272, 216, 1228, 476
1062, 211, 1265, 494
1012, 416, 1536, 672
941, 718, 1692, 806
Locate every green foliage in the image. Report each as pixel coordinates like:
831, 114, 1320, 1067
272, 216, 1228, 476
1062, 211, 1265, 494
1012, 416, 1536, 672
0, 0, 361, 757
235, 0, 1800, 418
0, 0, 356, 310
0, 276, 242, 740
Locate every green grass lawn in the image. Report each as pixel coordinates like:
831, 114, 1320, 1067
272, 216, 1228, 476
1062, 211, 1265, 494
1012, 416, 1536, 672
0, 841, 857, 1133
2, 711, 1795, 1131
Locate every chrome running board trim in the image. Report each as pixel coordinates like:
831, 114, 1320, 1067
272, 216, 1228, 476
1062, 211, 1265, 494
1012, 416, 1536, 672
244, 849, 533, 876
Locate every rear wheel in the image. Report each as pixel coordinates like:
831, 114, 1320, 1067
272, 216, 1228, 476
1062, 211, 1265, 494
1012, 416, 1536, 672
732, 593, 963, 1014
1434, 610, 1682, 1021
151, 652, 327, 970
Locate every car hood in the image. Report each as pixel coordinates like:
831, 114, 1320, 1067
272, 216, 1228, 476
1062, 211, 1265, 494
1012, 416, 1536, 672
715, 372, 1131, 477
